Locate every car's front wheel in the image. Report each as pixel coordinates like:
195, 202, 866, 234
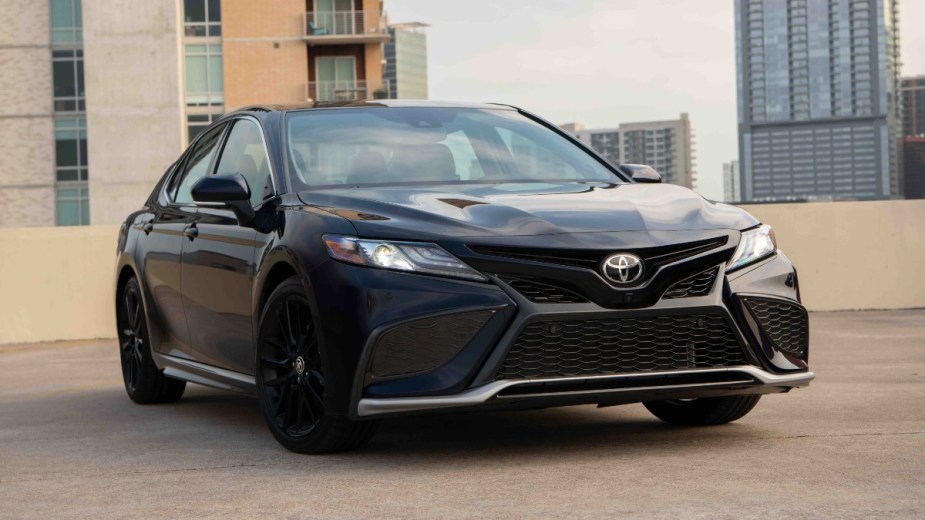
255, 277, 378, 454
643, 395, 761, 426
117, 276, 186, 404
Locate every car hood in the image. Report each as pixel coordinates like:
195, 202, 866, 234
297, 182, 757, 241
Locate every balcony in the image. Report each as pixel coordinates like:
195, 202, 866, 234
306, 80, 391, 102
303, 11, 389, 44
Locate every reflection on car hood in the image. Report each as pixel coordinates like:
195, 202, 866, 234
297, 182, 758, 240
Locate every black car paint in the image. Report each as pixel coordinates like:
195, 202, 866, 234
115, 101, 808, 420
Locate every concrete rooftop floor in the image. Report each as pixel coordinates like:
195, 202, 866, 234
1, 310, 923, 519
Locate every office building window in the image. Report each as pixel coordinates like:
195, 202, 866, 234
51, 0, 82, 43
55, 118, 88, 182
184, 0, 222, 37
52, 49, 84, 112
187, 112, 222, 142
56, 186, 89, 226
184, 44, 224, 106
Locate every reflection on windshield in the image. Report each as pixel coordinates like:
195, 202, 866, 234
285, 108, 619, 189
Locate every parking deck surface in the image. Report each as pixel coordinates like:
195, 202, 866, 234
1, 310, 923, 518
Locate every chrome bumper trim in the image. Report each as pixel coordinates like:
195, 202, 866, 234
356, 366, 814, 417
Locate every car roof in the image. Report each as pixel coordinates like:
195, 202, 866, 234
227, 99, 520, 115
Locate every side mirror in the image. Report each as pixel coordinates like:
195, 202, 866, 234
191, 173, 256, 226
621, 164, 662, 184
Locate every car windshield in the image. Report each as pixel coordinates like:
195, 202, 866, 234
285, 107, 620, 189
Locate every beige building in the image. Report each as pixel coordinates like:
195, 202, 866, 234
0, 0, 413, 228
562, 114, 696, 189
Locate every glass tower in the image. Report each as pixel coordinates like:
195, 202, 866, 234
384, 23, 429, 100
735, 0, 902, 201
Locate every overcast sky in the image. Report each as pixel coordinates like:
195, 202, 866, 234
388, 0, 925, 200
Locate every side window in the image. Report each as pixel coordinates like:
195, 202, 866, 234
172, 123, 225, 203
215, 119, 272, 207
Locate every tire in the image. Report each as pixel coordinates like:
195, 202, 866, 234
255, 277, 378, 454
643, 395, 761, 426
117, 276, 186, 404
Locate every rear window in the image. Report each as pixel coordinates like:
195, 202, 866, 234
285, 107, 619, 189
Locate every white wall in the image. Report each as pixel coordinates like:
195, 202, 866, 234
83, 0, 185, 225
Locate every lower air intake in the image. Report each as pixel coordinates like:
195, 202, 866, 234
370, 309, 494, 380
742, 296, 809, 359
497, 314, 748, 379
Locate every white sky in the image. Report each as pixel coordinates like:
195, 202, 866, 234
387, 0, 925, 200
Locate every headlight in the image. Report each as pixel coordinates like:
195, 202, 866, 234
322, 235, 487, 282
727, 224, 777, 272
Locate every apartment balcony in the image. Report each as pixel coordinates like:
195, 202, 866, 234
306, 80, 391, 102
303, 11, 389, 44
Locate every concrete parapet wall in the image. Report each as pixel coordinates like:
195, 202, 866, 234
1, 201, 923, 344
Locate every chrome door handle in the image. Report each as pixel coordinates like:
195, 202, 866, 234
183, 224, 198, 240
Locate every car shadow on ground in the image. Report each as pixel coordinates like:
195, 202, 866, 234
146, 384, 762, 460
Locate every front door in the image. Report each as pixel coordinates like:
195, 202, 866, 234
180, 118, 275, 375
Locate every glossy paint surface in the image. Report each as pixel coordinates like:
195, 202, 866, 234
114, 102, 809, 418
300, 182, 758, 241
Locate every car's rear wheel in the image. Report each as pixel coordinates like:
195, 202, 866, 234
117, 276, 186, 404
643, 395, 761, 426
256, 277, 378, 454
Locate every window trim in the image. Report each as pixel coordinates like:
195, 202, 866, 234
163, 115, 278, 209
212, 115, 279, 209
163, 121, 229, 207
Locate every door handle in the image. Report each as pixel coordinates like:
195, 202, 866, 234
183, 224, 198, 240
142, 222, 153, 235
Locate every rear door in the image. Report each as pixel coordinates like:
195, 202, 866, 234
180, 117, 276, 375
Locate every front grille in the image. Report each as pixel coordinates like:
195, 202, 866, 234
469, 237, 728, 286
498, 276, 587, 303
742, 297, 809, 358
370, 309, 494, 379
497, 314, 747, 379
662, 268, 719, 299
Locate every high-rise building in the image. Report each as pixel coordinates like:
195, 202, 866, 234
723, 161, 741, 202
902, 137, 925, 199
0, 0, 415, 228
384, 22, 429, 99
564, 114, 696, 188
902, 76, 925, 137
0, 0, 87, 227
734, 0, 902, 202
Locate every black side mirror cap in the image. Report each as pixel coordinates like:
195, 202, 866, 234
620, 164, 662, 183
191, 173, 256, 226
191, 173, 251, 202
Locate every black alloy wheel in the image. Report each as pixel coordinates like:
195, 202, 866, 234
117, 276, 186, 404
256, 277, 378, 454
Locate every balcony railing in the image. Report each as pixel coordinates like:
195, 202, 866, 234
303, 11, 388, 42
307, 80, 391, 102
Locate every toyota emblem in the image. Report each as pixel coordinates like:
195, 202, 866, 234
602, 253, 644, 285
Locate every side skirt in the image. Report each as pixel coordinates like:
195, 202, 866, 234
152, 351, 256, 394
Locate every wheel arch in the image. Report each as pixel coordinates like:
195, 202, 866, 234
115, 264, 138, 310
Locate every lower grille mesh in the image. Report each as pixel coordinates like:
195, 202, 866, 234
742, 297, 809, 358
497, 314, 747, 379
663, 268, 719, 299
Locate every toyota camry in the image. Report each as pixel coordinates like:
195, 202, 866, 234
114, 100, 813, 453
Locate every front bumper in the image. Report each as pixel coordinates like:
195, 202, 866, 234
308, 243, 813, 419
357, 365, 814, 417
